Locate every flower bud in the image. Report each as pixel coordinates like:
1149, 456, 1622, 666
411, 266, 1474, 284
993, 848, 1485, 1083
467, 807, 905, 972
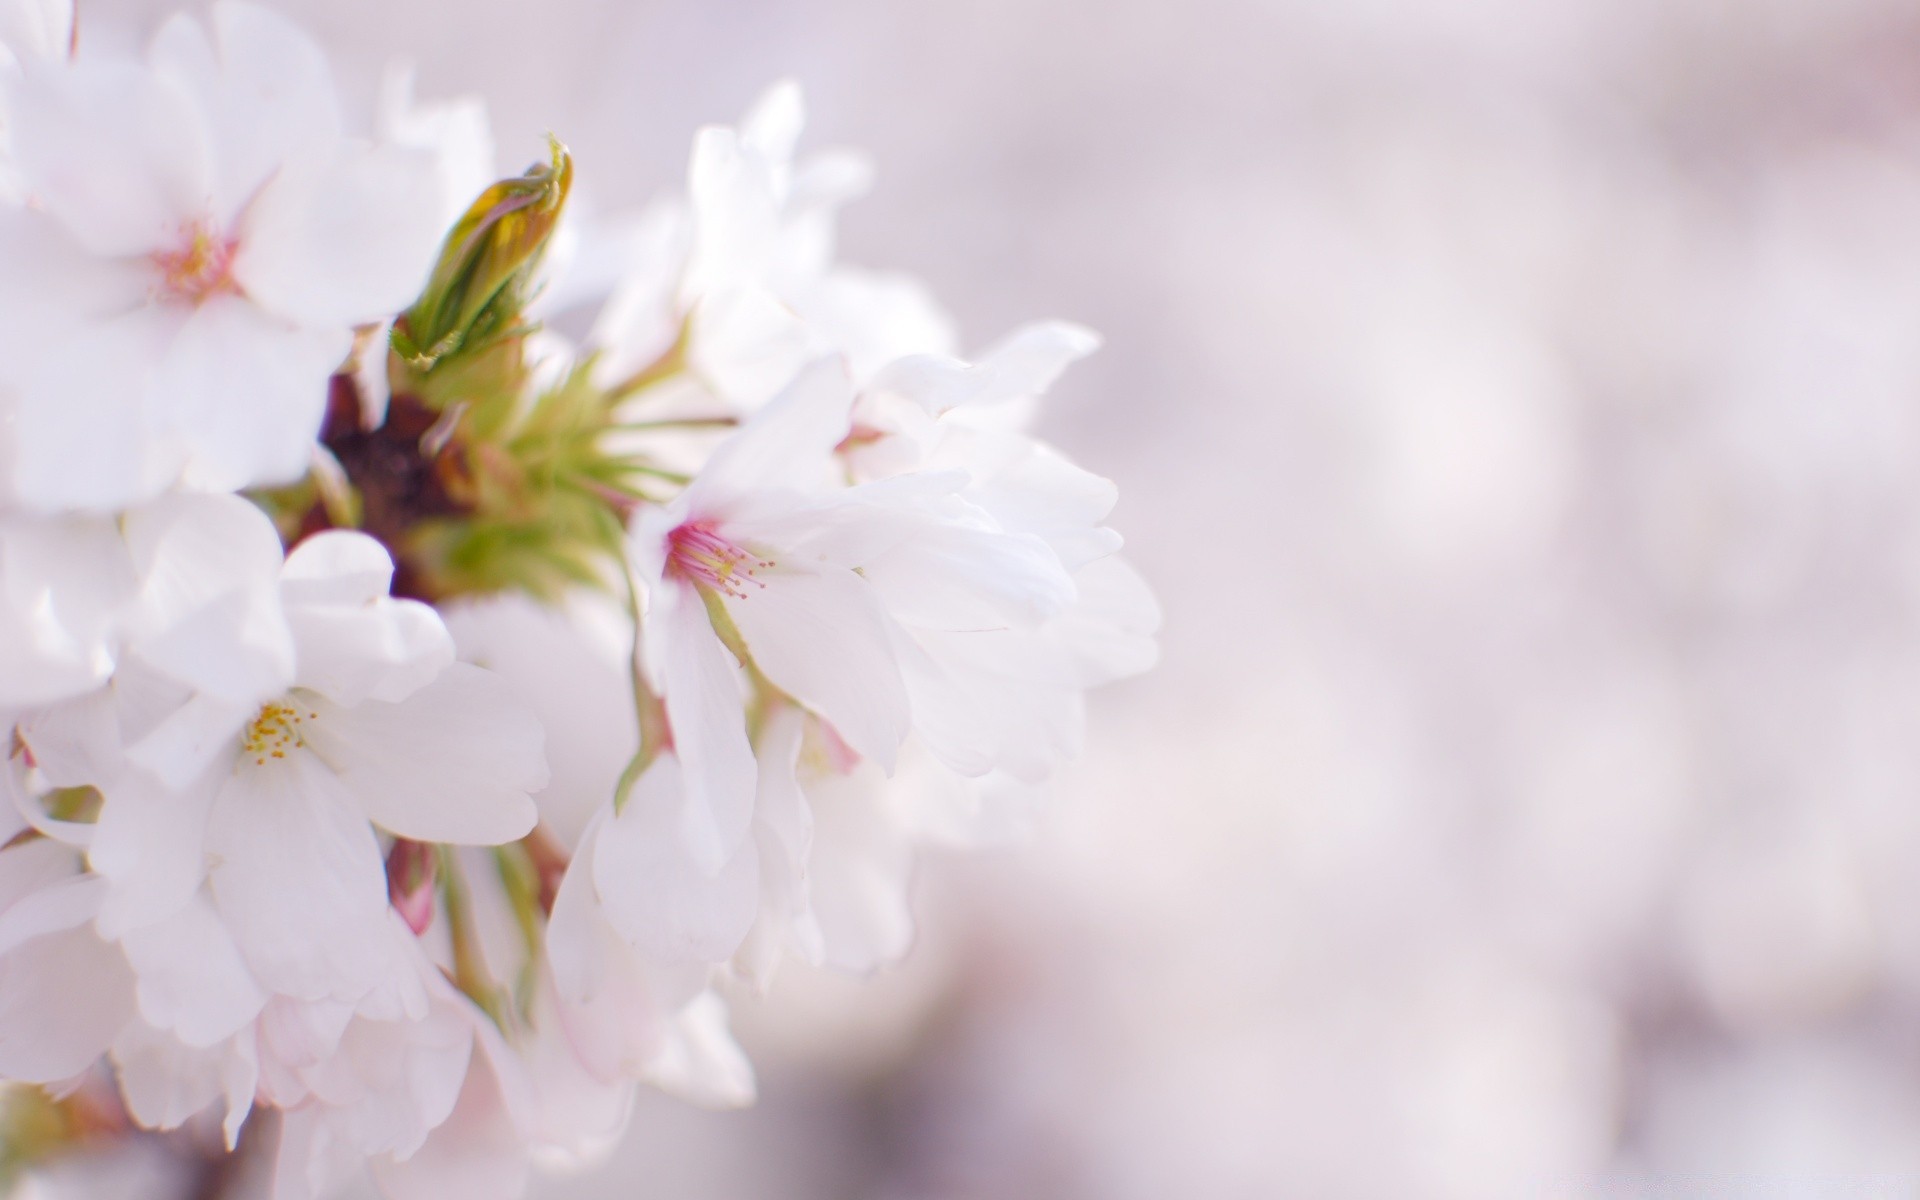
391, 136, 573, 389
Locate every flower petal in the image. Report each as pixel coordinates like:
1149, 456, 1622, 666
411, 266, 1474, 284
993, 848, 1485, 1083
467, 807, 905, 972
234, 142, 446, 328
591, 755, 759, 965
650, 581, 756, 868
204, 750, 395, 1003
151, 294, 349, 494
299, 663, 543, 846
724, 565, 908, 770
148, 0, 341, 217
5, 58, 207, 254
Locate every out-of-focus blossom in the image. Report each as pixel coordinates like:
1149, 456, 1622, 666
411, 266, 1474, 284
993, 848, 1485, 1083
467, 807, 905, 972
0, 1, 444, 510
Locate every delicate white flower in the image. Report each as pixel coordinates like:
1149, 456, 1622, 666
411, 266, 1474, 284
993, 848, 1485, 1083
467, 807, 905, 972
592, 82, 955, 412
0, 1, 445, 509
20, 526, 545, 1044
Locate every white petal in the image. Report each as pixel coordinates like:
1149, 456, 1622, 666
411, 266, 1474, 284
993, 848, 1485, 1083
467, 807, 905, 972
118, 892, 265, 1047
871, 320, 1099, 417
681, 126, 778, 303
690, 356, 853, 503
123, 694, 250, 791
235, 141, 445, 328
804, 768, 915, 973
5, 59, 207, 254
0, 513, 135, 706
122, 491, 296, 704
653, 582, 755, 869
735, 708, 817, 984
10, 308, 184, 512
279, 530, 397, 609
287, 598, 452, 707
861, 515, 1075, 632
546, 813, 698, 1083
725, 566, 909, 769
299, 663, 543, 846
688, 286, 810, 410
0, 208, 148, 370
148, 1, 341, 218
591, 755, 759, 964
641, 992, 755, 1108
204, 751, 393, 1004
369, 1030, 529, 1200
1056, 554, 1162, 685
88, 763, 223, 938
444, 591, 636, 852
0, 0, 71, 61
152, 295, 348, 494
110, 1021, 225, 1131
0, 922, 132, 1082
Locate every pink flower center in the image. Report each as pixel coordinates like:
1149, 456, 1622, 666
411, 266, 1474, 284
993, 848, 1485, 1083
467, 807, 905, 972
152, 219, 239, 305
666, 521, 772, 598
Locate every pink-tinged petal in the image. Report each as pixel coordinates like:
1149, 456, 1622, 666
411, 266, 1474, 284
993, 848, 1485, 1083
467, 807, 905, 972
279, 530, 396, 609
653, 582, 756, 869
10, 308, 183, 513
118, 892, 265, 1047
591, 755, 759, 965
148, 1, 340, 218
725, 566, 908, 770
0, 921, 132, 1082
5, 59, 207, 254
234, 142, 446, 328
369, 1027, 529, 1200
204, 750, 392, 1004
88, 762, 224, 938
271, 1105, 361, 1200
0, 862, 133, 1084
547, 812, 702, 1083
517, 976, 636, 1166
0, 838, 82, 910
299, 662, 543, 846
151, 294, 349, 494
110, 1021, 225, 1131
0, 866, 99, 954
689, 356, 854, 505
300, 989, 473, 1160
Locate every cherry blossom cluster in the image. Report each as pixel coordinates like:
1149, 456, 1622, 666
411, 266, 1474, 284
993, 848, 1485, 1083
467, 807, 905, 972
0, 2, 1157, 1196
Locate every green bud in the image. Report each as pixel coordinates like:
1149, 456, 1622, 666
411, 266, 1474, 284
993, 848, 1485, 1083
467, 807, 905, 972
391, 136, 574, 391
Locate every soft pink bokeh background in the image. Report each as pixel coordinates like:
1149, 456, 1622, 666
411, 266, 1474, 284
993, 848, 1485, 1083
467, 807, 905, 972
82, 1, 1920, 1195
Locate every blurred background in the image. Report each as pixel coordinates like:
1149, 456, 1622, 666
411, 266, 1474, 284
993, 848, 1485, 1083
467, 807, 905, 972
85, 0, 1920, 1194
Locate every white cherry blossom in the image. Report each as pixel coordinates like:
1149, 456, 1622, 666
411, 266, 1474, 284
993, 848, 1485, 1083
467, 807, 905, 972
0, 1, 445, 510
